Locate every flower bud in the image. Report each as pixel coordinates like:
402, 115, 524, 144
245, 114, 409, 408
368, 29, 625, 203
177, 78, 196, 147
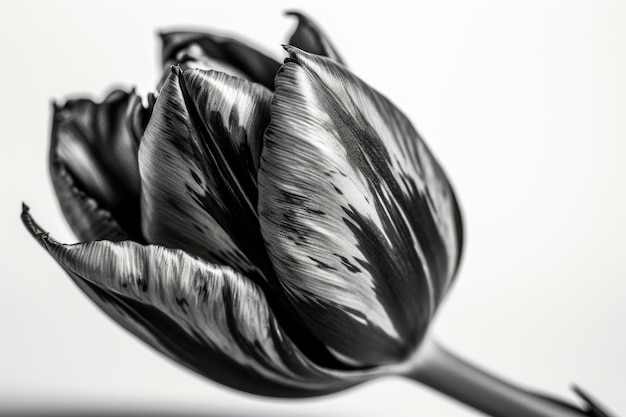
24, 12, 462, 396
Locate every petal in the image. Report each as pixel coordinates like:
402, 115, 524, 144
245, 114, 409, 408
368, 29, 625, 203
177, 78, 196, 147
21, 206, 368, 397
139, 67, 272, 282
160, 31, 281, 90
51, 90, 153, 240
286, 11, 345, 64
48, 167, 128, 241
258, 47, 463, 366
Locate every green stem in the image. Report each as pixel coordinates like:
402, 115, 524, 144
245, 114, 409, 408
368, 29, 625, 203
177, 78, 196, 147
406, 338, 590, 417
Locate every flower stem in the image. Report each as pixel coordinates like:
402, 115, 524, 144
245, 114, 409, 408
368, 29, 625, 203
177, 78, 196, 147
406, 337, 593, 417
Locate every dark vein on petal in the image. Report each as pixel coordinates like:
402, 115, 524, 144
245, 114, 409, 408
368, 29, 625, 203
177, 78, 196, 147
177, 71, 257, 219
299, 64, 437, 330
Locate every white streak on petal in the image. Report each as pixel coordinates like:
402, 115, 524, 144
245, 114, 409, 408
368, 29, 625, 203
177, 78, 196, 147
258, 47, 463, 365
259, 64, 404, 353
139, 68, 272, 278
22, 209, 328, 389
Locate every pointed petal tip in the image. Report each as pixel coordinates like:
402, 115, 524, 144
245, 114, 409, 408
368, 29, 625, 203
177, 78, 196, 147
171, 64, 183, 75
20, 205, 53, 249
281, 44, 306, 59
280, 45, 321, 69
20, 205, 39, 233
21, 204, 36, 233
160, 65, 183, 88
572, 385, 617, 417
281, 44, 304, 64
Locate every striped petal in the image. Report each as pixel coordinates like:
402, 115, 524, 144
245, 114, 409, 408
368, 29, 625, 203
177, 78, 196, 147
21, 207, 373, 396
139, 67, 273, 283
258, 47, 463, 366
286, 11, 345, 64
50, 90, 153, 240
160, 31, 280, 90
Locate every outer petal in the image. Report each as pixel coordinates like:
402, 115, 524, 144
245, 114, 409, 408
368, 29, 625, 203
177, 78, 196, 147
286, 11, 345, 64
139, 67, 273, 282
160, 31, 281, 90
258, 47, 463, 366
50, 90, 153, 241
22, 206, 367, 397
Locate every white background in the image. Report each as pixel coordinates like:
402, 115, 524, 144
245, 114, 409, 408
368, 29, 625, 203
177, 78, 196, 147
1, 1, 625, 416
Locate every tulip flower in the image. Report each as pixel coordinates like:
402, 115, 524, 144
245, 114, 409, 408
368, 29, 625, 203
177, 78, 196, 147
22, 12, 615, 417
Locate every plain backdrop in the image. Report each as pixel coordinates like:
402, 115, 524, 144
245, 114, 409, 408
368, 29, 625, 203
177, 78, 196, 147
1, 1, 625, 416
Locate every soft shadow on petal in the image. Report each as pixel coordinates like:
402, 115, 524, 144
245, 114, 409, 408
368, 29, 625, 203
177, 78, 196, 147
285, 11, 345, 64
48, 168, 128, 242
258, 47, 463, 367
160, 32, 281, 90
21, 206, 364, 398
139, 67, 273, 282
50, 90, 153, 240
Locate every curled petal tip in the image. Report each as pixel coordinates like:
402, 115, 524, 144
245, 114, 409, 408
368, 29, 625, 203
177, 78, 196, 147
284, 12, 344, 64
21, 205, 40, 233
21, 204, 37, 234
284, 10, 302, 17
21, 206, 54, 249
572, 385, 615, 417
284, 10, 308, 23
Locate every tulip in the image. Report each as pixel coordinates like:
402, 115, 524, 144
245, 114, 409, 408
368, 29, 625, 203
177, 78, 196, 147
22, 12, 614, 417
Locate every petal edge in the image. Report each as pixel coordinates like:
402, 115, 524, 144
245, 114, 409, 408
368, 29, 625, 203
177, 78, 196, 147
21, 206, 367, 397
258, 47, 463, 366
